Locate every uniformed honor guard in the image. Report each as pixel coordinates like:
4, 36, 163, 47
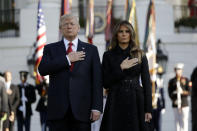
16, 71, 36, 131
151, 64, 165, 131
168, 63, 190, 131
36, 76, 49, 131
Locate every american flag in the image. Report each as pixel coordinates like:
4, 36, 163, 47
34, 0, 47, 84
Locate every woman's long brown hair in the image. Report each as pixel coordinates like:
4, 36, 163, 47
109, 20, 144, 63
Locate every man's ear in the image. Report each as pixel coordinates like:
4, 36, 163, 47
78, 26, 80, 33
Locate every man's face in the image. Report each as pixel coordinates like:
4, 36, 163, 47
5, 72, 12, 82
60, 18, 80, 40
175, 68, 183, 77
20, 76, 27, 83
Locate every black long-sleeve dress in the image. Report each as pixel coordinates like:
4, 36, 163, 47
100, 46, 152, 131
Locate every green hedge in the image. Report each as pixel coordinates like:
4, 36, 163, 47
175, 17, 197, 28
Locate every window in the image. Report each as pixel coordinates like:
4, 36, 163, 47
0, 0, 20, 37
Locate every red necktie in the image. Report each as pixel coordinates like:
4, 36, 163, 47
67, 42, 74, 71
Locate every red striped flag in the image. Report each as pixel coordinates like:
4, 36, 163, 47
34, 0, 47, 84
86, 0, 94, 44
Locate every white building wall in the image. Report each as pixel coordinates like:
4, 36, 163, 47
0, 0, 197, 84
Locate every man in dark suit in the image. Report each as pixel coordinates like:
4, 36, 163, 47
191, 66, 197, 131
4, 71, 20, 131
16, 71, 36, 131
38, 14, 103, 131
0, 73, 8, 131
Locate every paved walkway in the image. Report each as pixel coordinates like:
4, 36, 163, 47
13, 84, 191, 131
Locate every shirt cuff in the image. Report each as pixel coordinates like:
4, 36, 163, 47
66, 55, 71, 66
91, 109, 101, 113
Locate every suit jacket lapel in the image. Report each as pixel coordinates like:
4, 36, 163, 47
59, 40, 67, 54
10, 84, 14, 90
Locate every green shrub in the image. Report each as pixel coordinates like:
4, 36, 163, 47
175, 17, 197, 28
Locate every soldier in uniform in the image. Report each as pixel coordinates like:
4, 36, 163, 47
35, 76, 49, 131
168, 63, 190, 131
16, 71, 36, 131
151, 64, 165, 131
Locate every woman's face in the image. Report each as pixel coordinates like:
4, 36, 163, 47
117, 25, 131, 45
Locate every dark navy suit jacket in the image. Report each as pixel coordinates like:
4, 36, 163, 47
38, 39, 103, 122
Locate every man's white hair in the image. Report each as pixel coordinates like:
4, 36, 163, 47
59, 14, 79, 28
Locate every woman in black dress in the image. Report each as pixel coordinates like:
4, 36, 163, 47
100, 21, 152, 131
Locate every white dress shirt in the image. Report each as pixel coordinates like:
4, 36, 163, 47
19, 82, 28, 118
5, 81, 11, 90
64, 37, 78, 65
